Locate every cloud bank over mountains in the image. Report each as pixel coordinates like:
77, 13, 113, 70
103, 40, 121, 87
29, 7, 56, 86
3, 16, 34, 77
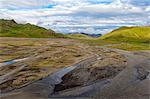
0, 0, 149, 34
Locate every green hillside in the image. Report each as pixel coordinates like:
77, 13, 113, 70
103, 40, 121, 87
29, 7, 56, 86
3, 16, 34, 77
0, 19, 65, 38
100, 26, 150, 43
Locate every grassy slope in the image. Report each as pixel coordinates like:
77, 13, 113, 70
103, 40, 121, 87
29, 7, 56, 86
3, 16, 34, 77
82, 26, 150, 51
97, 26, 150, 50
100, 26, 150, 43
0, 19, 65, 38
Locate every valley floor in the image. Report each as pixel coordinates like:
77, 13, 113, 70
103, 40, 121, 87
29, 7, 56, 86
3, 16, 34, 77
0, 37, 150, 99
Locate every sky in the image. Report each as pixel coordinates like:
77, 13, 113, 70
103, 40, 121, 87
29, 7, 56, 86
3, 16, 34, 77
0, 0, 150, 34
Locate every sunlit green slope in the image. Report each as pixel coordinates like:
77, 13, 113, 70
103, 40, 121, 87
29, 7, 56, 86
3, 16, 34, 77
0, 19, 65, 38
100, 26, 150, 43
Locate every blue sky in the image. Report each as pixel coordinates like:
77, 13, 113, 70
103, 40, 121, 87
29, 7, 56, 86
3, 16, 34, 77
0, 0, 150, 34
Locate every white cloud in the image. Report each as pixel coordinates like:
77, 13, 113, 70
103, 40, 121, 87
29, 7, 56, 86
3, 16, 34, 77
0, 0, 149, 34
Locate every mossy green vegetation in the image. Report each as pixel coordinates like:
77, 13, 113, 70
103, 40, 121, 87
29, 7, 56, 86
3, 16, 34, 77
0, 19, 66, 38
107, 43, 150, 51
66, 33, 92, 39
80, 39, 118, 46
81, 39, 150, 51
